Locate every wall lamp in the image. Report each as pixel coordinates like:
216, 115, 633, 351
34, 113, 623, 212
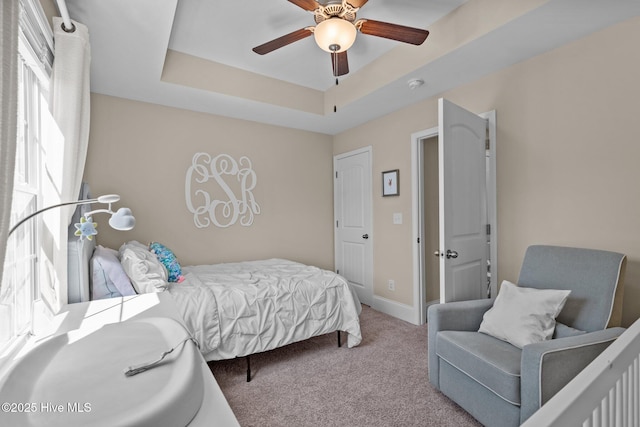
8, 194, 135, 240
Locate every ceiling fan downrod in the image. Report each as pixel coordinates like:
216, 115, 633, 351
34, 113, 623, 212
330, 44, 342, 86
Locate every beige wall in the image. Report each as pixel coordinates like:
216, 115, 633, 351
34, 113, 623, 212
334, 17, 640, 325
84, 94, 335, 270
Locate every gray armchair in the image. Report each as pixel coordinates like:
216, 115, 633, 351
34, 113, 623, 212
428, 245, 627, 426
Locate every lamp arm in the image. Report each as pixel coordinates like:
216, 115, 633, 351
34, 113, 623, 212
7, 198, 98, 238
83, 208, 112, 218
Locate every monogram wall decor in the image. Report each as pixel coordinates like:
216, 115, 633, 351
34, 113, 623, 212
185, 153, 260, 228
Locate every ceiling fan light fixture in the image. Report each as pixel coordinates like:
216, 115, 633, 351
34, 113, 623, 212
314, 18, 357, 53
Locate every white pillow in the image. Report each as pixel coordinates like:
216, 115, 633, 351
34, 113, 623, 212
119, 241, 168, 294
478, 280, 571, 349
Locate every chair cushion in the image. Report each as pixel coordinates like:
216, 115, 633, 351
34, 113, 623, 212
436, 331, 522, 405
553, 322, 586, 339
517, 245, 626, 331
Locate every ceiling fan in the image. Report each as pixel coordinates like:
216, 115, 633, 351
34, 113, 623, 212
252, 0, 430, 77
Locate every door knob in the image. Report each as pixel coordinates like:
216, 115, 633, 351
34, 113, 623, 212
433, 251, 442, 257
362, 234, 369, 239
446, 249, 459, 259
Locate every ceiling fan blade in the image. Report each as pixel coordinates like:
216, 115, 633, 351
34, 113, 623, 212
331, 51, 349, 76
347, 0, 368, 8
358, 19, 429, 45
252, 28, 313, 55
288, 0, 318, 11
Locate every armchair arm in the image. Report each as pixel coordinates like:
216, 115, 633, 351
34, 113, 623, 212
520, 327, 625, 423
428, 299, 494, 332
427, 299, 494, 389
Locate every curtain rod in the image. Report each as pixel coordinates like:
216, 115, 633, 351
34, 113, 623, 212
55, 0, 75, 33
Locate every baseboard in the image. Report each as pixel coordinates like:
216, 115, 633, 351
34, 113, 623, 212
372, 296, 417, 325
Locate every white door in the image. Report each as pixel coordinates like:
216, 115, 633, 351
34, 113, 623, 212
438, 98, 488, 303
334, 147, 373, 306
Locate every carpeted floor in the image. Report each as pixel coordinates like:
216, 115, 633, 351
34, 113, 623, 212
208, 305, 481, 427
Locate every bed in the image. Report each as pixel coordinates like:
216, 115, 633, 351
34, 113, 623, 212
69, 238, 362, 379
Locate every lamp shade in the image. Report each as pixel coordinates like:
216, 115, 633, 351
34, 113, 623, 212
108, 207, 136, 231
314, 18, 357, 53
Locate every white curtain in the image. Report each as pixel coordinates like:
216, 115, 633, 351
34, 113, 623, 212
50, 16, 91, 220
0, 0, 20, 286
45, 16, 90, 309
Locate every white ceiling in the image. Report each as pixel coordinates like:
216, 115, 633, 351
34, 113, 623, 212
63, 0, 640, 135
168, 0, 466, 91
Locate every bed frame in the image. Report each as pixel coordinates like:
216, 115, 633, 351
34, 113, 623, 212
67, 229, 96, 304
243, 331, 343, 382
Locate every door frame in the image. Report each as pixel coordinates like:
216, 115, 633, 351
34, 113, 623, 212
333, 146, 374, 305
411, 110, 497, 325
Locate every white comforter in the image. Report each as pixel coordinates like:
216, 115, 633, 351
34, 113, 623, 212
167, 259, 362, 361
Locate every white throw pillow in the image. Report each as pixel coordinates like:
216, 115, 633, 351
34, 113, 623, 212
478, 280, 571, 349
119, 241, 168, 294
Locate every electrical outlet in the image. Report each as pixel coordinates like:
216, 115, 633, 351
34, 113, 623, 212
388, 280, 395, 291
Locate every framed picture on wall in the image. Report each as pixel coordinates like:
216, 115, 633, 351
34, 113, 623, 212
382, 169, 399, 196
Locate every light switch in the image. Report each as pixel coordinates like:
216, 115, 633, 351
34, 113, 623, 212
393, 213, 403, 225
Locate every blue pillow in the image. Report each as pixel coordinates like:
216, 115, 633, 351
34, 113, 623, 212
91, 261, 121, 300
91, 245, 137, 299
149, 242, 184, 283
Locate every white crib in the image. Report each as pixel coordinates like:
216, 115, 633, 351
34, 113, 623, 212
523, 318, 640, 427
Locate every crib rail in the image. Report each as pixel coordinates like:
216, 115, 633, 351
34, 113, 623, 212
522, 319, 640, 427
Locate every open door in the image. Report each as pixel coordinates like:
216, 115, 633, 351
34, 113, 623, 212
438, 98, 488, 303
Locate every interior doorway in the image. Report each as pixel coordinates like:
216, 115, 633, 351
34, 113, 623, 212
411, 106, 497, 325
422, 136, 440, 306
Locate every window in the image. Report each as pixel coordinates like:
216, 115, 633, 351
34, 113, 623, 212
0, 0, 53, 352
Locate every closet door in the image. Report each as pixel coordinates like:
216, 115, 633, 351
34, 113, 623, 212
334, 147, 373, 306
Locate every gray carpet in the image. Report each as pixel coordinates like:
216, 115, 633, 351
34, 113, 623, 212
208, 305, 481, 427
